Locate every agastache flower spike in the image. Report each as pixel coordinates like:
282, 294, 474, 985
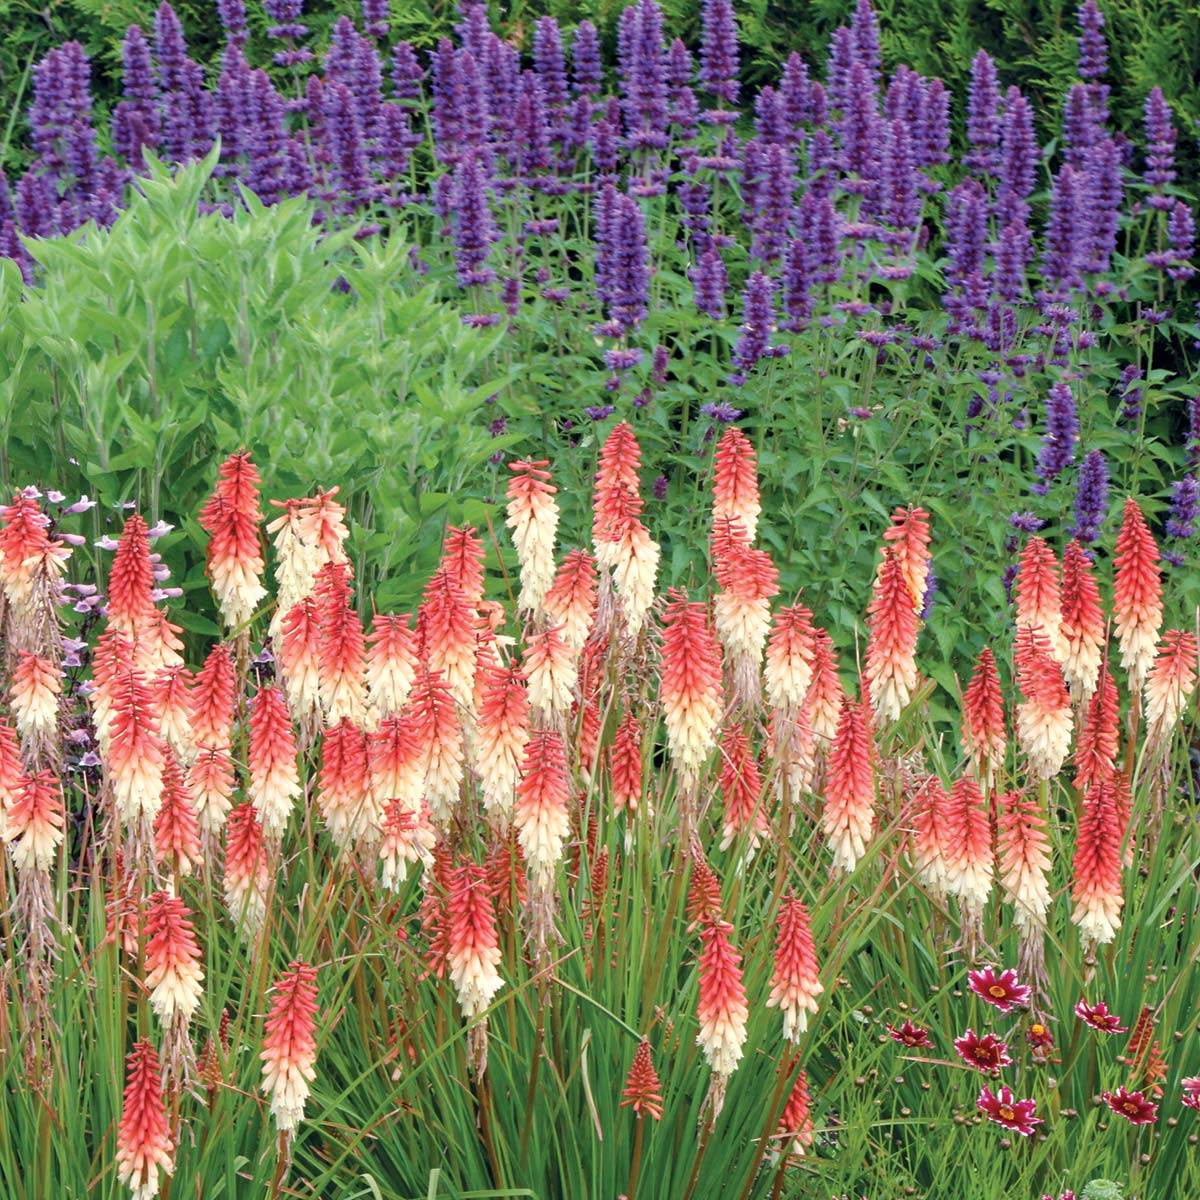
261, 961, 319, 1134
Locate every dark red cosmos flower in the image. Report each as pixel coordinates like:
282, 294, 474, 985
953, 1028, 1013, 1074
1102, 1086, 1158, 1124
887, 1019, 933, 1048
1075, 999, 1128, 1033
1181, 1077, 1200, 1112
968, 966, 1032, 1014
1026, 1021, 1055, 1052
977, 1083, 1042, 1136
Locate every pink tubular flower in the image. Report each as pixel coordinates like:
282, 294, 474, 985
198, 451, 266, 629
261, 961, 319, 1133
997, 791, 1052, 934
764, 603, 816, 712
767, 896, 823, 1041
967, 966, 1031, 1014
621, 1039, 664, 1121
475, 665, 530, 821
315, 560, 368, 727
116, 1040, 174, 1200
1059, 540, 1104, 702
977, 1083, 1042, 1136
1145, 629, 1198, 750
953, 1028, 1012, 1074
523, 624, 577, 725
153, 755, 203, 877
10, 651, 60, 748
608, 707, 643, 812
439, 525, 486, 608
144, 890, 204, 1024
774, 1068, 814, 1161
191, 644, 235, 750
1074, 999, 1127, 1033
410, 668, 464, 826
942, 774, 993, 914
887, 1019, 933, 1048
223, 802, 268, 935
1103, 1086, 1158, 1124
418, 569, 477, 713
106, 513, 158, 637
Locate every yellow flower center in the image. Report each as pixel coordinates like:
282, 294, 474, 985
988, 985, 1008, 999
1123, 1101, 1140, 1115
1030, 1024, 1045, 1036
999, 1105, 1016, 1121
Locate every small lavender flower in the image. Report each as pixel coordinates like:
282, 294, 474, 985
618, 0, 669, 148
965, 50, 1002, 178
1117, 365, 1144, 422
1008, 511, 1047, 534
919, 564, 938, 619
390, 42, 424, 102
997, 86, 1036, 228
1186, 395, 1200, 467
534, 17, 569, 113
320, 80, 374, 213
1071, 449, 1109, 543
217, 0, 249, 46
781, 237, 812, 330
1042, 165, 1081, 293
751, 141, 796, 261
780, 52, 810, 133
263, 0, 312, 64
1077, 1, 1109, 81
1033, 382, 1079, 494
1063, 84, 1099, 170
851, 0, 882, 86
112, 25, 161, 167
652, 474, 669, 500
1081, 135, 1122, 275
995, 219, 1031, 302
701, 402, 743, 422
1166, 475, 1198, 541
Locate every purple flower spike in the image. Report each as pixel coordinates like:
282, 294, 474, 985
113, 25, 161, 167
1166, 475, 1198, 542
450, 154, 497, 288
1043, 165, 1082, 293
390, 42, 424, 102
965, 50, 1002, 178
1167, 201, 1196, 282
534, 17, 570, 113
217, 0, 249, 46
699, 0, 740, 111
1143, 87, 1176, 206
572, 20, 603, 98
1071, 450, 1109, 543
690, 244, 727, 320
997, 86, 1036, 228
731, 271, 784, 384
361, 0, 390, 40
1033, 382, 1079, 494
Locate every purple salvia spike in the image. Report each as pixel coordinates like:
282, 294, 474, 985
699, 0, 739, 112
113, 25, 161, 166
451, 153, 497, 287
243, 69, 292, 204
666, 37, 694, 103
534, 17, 569, 112
964, 50, 1001, 178
429, 39, 461, 155
319, 80, 373, 213
390, 42, 424, 102
1167, 201, 1196, 282
808, 80, 827, 129
1165, 476, 1199, 557
217, 0, 248, 46
362, 0, 389, 40
781, 237, 812, 329
454, 1, 491, 61
14, 168, 59, 239
805, 127, 837, 201
591, 111, 620, 180
483, 34, 519, 146
1081, 135, 1122, 275
797, 189, 841, 283
920, 77, 950, 168
377, 103, 420, 192
512, 70, 552, 179
944, 177, 987, 284
996, 86, 1036, 229
1042, 165, 1081, 293
730, 271, 784, 385
850, 0, 882, 86
214, 44, 253, 169
751, 141, 796, 262
609, 192, 650, 332
1071, 449, 1109, 544
454, 49, 492, 164
995, 219, 1031, 302
566, 95, 592, 152
1186, 397, 1200, 467
572, 20, 603, 98
619, 0, 669, 149
671, 81, 700, 141
689, 243, 727, 319
740, 138, 764, 216
264, 0, 308, 39
154, 2, 190, 93
1062, 84, 1098, 170
879, 118, 919, 246
754, 86, 788, 146
593, 183, 619, 310
780, 52, 811, 134
1032, 382, 1079, 494
1143, 87, 1176, 208
825, 25, 856, 117
677, 163, 712, 250
839, 62, 880, 188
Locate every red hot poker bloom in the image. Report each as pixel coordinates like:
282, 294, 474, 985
418, 569, 477, 713
977, 1084, 1042, 1136
514, 730, 571, 887
1102, 1086, 1158, 1124
1060, 540, 1104, 703
144, 890, 204, 1024
608, 707, 643, 812
712, 427, 761, 543
543, 549, 598, 651
620, 1040, 664, 1121
967, 967, 1031, 1014
1014, 625, 1072, 780
718, 723, 767, 854
942, 774, 993, 913
659, 591, 723, 780
107, 513, 158, 637
1145, 629, 1198, 749
365, 613, 418, 718
439, 525, 486, 608
764, 604, 816, 712
223, 802, 268, 935
247, 685, 300, 839
822, 699, 874, 874
315, 560, 368, 727
997, 791, 1052, 934
475, 665, 530, 821
198, 451, 266, 629
1071, 777, 1125, 946
961, 645, 1006, 781
865, 549, 920, 723
1015, 536, 1064, 657
261, 961, 319, 1133
6, 769, 64, 874
953, 1029, 1013, 1074
1074, 999, 1127, 1033
775, 1068, 814, 1161
887, 1019, 933, 1048
191, 644, 236, 751
695, 915, 749, 1080
507, 459, 559, 616
1073, 667, 1119, 792
1113, 497, 1163, 691
767, 896, 823, 1042
116, 1040, 174, 1200
446, 862, 504, 1019
153, 754, 203, 877
881, 505, 932, 613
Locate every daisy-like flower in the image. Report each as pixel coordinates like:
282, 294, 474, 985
1181, 1077, 1200, 1112
887, 1019, 933, 1048
977, 1083, 1042, 1136
1102, 1086, 1158, 1124
953, 1028, 1013, 1074
620, 1040, 664, 1120
1074, 999, 1127, 1032
968, 966, 1032, 1013
1026, 1021, 1055, 1052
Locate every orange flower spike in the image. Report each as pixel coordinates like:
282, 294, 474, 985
0, 490, 69, 615
767, 896, 823, 1042
909, 774, 951, 897
378, 798, 436, 891
514, 730, 571, 887
543, 550, 599, 651
446, 861, 504, 1020
247, 685, 300, 839
1113, 498, 1163, 691
506, 459, 559, 616
153, 754, 203, 877
659, 590, 724, 781
417, 569, 477, 713
198, 451, 267, 629
1014, 536, 1065, 657
475, 665, 530, 821
223, 802, 269, 935
370, 712, 427, 818
260, 961, 319, 1133
106, 664, 167, 827
712, 519, 778, 704
961, 646, 1006, 783
10, 651, 61, 750
410, 668, 464, 826
942, 774, 994, 913
865, 549, 920, 723
607, 494, 661, 636
712, 427, 762, 544
805, 629, 844, 747
592, 422, 642, 550
278, 597, 322, 724
1072, 667, 1119, 792
0, 718, 23, 837
315, 560, 368, 727
695, 915, 749, 1102
115, 1040, 174, 1200
1060, 540, 1105, 703
151, 665, 195, 765
822, 699, 874, 873
997, 790, 1051, 934
6, 769, 64, 874
609, 707, 643, 812
775, 1069, 815, 1161
186, 744, 235, 837
765, 604, 817, 713
191, 644, 235, 750
265, 492, 346, 635
524, 625, 577, 726
107, 513, 158, 638
718, 723, 768, 854
317, 720, 377, 852
881, 505, 932, 612
621, 1040, 664, 1121
1071, 776, 1125, 946
144, 890, 204, 1025
1014, 625, 1073, 780
365, 613, 418, 718
1145, 630, 1198, 749
440, 525, 486, 609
